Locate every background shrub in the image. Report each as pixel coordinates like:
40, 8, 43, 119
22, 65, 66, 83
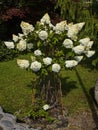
0, 0, 56, 40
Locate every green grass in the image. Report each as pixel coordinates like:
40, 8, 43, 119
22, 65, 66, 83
0, 56, 98, 117
0, 55, 35, 113
61, 66, 98, 114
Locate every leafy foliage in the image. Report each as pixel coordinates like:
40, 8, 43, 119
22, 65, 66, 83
56, 0, 91, 21
0, 0, 55, 40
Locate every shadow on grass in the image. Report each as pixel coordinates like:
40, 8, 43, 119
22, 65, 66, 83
75, 68, 98, 129
61, 77, 77, 95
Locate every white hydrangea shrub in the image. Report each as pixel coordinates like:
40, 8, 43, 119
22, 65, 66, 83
3, 13, 95, 74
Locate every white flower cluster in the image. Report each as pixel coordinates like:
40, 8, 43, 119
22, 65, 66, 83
4, 41, 14, 49
43, 57, 52, 65
12, 34, 19, 42
66, 22, 85, 41
74, 56, 83, 63
20, 21, 34, 35
42, 104, 50, 111
73, 37, 95, 57
16, 39, 26, 51
34, 49, 42, 56
4, 13, 95, 73
40, 13, 51, 25
63, 39, 73, 48
54, 21, 67, 34
4, 33, 34, 51
27, 43, 34, 50
52, 63, 61, 73
38, 30, 48, 41
17, 59, 29, 69
30, 61, 41, 72
65, 60, 78, 68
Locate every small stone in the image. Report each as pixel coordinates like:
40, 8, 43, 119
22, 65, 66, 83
36, 126, 42, 130
58, 115, 63, 120
11, 128, 24, 130
0, 107, 3, 113
1, 120, 14, 127
30, 128, 38, 130
4, 113, 16, 121
57, 117, 68, 128
0, 114, 3, 120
